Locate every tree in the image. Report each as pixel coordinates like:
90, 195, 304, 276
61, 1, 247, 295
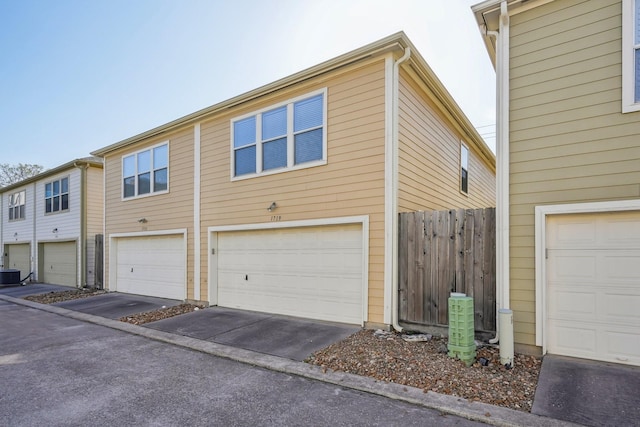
0, 163, 45, 187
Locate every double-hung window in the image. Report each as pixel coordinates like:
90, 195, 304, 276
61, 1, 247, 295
232, 89, 327, 178
623, 0, 640, 112
9, 190, 25, 220
122, 142, 169, 198
45, 177, 69, 213
460, 144, 469, 194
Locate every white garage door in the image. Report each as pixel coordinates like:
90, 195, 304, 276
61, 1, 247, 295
115, 235, 185, 300
216, 224, 364, 324
42, 241, 77, 287
6, 243, 30, 277
546, 211, 640, 366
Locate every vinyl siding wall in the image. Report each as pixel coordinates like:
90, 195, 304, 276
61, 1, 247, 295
199, 58, 387, 321
85, 166, 104, 287
1, 184, 35, 270
398, 68, 495, 212
509, 0, 640, 346
103, 127, 195, 296
35, 168, 83, 284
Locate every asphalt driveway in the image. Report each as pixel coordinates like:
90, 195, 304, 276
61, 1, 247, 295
4, 283, 638, 426
0, 299, 485, 426
0, 284, 359, 362
533, 354, 640, 426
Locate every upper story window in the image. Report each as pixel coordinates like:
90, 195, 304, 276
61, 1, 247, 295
45, 177, 69, 214
231, 89, 327, 179
460, 144, 469, 194
122, 142, 169, 199
623, 0, 640, 112
8, 190, 25, 220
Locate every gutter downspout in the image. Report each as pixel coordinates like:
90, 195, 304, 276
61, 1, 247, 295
487, 0, 510, 344
391, 47, 411, 333
75, 162, 88, 288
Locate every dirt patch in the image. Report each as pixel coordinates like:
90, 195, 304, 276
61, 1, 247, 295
306, 329, 540, 413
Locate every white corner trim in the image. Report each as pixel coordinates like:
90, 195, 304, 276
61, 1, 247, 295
206, 215, 370, 324
534, 199, 640, 351
194, 123, 201, 301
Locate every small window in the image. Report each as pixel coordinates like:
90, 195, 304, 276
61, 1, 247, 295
122, 142, 169, 199
8, 190, 25, 221
461, 144, 469, 194
231, 89, 327, 179
45, 177, 69, 214
622, 0, 640, 112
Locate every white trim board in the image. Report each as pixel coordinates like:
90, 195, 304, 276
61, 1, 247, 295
207, 215, 369, 324
534, 199, 640, 351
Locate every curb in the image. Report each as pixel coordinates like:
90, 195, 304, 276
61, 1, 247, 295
0, 294, 579, 427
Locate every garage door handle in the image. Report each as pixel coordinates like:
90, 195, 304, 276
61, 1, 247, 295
131, 268, 134, 273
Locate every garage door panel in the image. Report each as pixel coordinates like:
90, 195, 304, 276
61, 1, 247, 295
115, 235, 185, 300
547, 212, 640, 366
42, 242, 76, 287
6, 244, 30, 276
217, 224, 364, 324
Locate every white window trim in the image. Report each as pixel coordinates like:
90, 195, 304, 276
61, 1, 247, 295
230, 88, 328, 181
44, 176, 70, 215
460, 143, 469, 195
121, 141, 170, 200
622, 0, 640, 113
8, 190, 26, 221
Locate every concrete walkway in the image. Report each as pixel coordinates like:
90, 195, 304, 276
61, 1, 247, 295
0, 284, 577, 426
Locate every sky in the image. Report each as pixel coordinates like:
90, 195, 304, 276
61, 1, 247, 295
0, 0, 496, 170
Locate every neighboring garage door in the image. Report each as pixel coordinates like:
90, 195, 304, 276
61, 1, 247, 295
42, 241, 77, 287
216, 224, 364, 324
115, 235, 185, 300
6, 243, 30, 277
546, 211, 640, 366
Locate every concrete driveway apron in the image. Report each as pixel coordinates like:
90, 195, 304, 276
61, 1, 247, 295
532, 354, 640, 426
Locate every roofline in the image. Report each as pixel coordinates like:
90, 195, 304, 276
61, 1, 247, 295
0, 157, 103, 193
471, 0, 555, 68
400, 37, 495, 170
91, 31, 494, 168
91, 32, 406, 157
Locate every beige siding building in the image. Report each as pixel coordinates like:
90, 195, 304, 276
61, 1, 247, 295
473, 0, 640, 366
92, 32, 495, 329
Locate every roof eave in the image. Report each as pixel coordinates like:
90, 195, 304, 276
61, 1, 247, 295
0, 157, 103, 193
91, 32, 408, 157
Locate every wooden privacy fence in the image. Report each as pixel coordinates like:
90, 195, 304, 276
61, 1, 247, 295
398, 208, 496, 332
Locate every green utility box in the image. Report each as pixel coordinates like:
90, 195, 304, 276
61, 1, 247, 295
447, 294, 476, 366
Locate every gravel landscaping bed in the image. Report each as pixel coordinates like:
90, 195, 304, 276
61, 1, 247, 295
22, 289, 541, 413
307, 329, 541, 413
22, 289, 204, 325
23, 288, 106, 304
119, 304, 205, 325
